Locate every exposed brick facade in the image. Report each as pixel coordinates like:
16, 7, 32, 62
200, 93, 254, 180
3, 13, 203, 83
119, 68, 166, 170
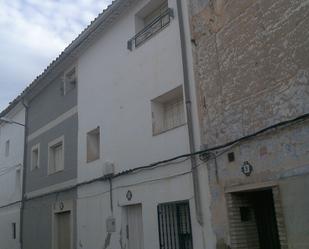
188, 0, 309, 248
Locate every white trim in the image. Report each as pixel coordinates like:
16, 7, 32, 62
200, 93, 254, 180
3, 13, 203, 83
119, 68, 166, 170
30, 143, 40, 171
25, 179, 76, 199
28, 106, 77, 142
48, 136, 65, 175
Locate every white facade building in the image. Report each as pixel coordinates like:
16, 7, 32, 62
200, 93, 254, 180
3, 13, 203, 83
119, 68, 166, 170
76, 0, 215, 248
0, 103, 25, 249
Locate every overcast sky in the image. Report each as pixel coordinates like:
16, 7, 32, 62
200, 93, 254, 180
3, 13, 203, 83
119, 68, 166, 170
0, 0, 112, 112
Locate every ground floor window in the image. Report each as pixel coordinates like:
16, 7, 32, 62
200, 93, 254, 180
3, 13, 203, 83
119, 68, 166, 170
157, 201, 193, 249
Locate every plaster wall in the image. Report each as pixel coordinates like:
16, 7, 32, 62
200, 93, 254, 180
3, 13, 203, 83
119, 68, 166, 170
22, 189, 77, 249
77, 0, 190, 182
77, 160, 207, 249
0, 106, 25, 206
0, 106, 24, 249
76, 0, 215, 247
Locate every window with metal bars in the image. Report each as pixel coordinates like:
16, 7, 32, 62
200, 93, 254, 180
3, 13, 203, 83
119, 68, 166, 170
157, 202, 193, 249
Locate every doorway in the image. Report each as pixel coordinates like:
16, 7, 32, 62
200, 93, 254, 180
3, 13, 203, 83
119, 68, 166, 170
54, 211, 71, 249
228, 189, 281, 249
126, 204, 144, 249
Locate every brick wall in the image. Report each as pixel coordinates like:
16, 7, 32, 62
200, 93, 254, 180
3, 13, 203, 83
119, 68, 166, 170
189, 0, 309, 147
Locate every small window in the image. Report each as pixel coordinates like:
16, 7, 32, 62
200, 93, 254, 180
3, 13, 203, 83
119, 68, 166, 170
63, 67, 77, 95
240, 206, 251, 222
5, 140, 10, 157
87, 127, 100, 163
48, 137, 64, 174
12, 222, 16, 239
31, 144, 40, 171
157, 202, 193, 249
151, 86, 185, 135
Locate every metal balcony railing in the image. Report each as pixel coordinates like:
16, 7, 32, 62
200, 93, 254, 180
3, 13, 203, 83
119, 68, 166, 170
127, 8, 174, 50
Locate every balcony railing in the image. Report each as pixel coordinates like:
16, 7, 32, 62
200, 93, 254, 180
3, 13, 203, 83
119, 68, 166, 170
128, 8, 174, 50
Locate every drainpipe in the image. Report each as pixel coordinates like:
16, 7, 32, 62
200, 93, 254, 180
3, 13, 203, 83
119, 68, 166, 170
20, 98, 29, 249
176, 0, 203, 225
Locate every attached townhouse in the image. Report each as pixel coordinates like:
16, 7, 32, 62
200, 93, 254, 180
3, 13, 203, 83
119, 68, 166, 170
2, 0, 214, 248
189, 0, 309, 248
75, 0, 214, 248
0, 102, 25, 249
21, 62, 78, 249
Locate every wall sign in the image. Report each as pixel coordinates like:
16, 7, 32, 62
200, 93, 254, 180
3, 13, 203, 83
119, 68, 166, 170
126, 190, 132, 201
241, 161, 253, 176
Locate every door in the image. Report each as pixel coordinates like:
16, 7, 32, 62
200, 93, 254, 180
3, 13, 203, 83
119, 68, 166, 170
127, 204, 144, 249
251, 190, 281, 249
55, 211, 71, 249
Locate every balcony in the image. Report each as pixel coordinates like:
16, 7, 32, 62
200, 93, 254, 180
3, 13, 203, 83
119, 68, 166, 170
128, 8, 174, 50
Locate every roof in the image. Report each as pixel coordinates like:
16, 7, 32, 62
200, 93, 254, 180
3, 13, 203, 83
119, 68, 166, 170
0, 0, 135, 117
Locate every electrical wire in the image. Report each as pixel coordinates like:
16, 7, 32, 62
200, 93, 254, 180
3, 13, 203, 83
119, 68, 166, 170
12, 112, 309, 203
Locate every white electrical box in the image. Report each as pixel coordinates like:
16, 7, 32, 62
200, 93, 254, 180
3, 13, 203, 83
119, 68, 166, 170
104, 161, 115, 177
106, 216, 116, 233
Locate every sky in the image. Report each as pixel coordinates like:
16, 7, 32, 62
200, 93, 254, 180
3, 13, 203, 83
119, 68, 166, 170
0, 0, 112, 112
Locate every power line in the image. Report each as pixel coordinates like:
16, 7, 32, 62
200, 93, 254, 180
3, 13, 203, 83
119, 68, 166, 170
14, 112, 309, 203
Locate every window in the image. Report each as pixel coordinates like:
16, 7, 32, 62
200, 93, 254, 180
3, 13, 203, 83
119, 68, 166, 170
48, 136, 64, 174
128, 0, 173, 50
31, 144, 40, 171
63, 67, 77, 95
5, 140, 10, 157
12, 222, 16, 239
87, 127, 100, 163
157, 202, 193, 249
151, 86, 185, 135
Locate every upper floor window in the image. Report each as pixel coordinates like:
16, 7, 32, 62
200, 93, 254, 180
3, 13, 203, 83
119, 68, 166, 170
5, 140, 10, 157
87, 127, 100, 163
48, 136, 64, 174
63, 67, 77, 95
31, 144, 40, 171
151, 86, 185, 135
128, 0, 173, 50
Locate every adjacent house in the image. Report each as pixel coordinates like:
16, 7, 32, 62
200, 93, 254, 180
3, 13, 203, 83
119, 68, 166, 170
189, 0, 309, 248
21, 62, 78, 248
0, 102, 25, 249
75, 0, 213, 248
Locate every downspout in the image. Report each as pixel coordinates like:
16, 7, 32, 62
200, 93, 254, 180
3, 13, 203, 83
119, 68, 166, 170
20, 98, 29, 249
176, 0, 203, 225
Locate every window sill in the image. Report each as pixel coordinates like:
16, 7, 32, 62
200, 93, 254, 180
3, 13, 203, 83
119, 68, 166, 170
152, 123, 186, 136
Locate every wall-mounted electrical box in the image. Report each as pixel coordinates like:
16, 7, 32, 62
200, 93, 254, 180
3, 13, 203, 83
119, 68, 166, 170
104, 161, 115, 178
106, 216, 116, 233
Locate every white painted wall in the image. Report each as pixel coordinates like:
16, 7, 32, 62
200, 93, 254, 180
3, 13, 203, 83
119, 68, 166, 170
76, 0, 215, 248
77, 0, 189, 182
0, 104, 25, 249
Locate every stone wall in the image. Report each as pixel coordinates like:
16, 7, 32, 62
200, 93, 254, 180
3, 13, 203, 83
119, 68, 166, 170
189, 0, 309, 146
188, 0, 309, 248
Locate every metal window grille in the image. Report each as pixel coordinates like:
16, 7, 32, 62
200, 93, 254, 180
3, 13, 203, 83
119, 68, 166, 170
128, 8, 174, 50
158, 202, 193, 249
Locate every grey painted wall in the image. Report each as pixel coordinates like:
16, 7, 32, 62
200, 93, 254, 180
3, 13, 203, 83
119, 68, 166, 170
25, 114, 78, 193
27, 75, 77, 135
23, 190, 77, 249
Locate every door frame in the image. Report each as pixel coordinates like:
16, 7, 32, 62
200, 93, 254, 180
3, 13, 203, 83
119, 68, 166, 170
51, 200, 74, 249
225, 184, 288, 248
